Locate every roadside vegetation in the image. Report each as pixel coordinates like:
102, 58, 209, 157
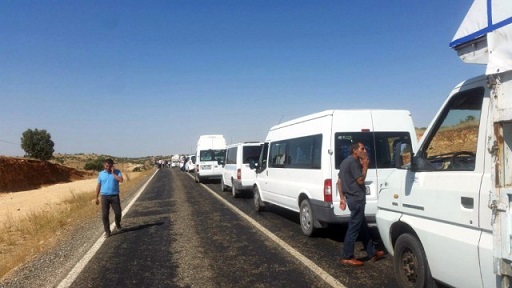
0, 162, 155, 280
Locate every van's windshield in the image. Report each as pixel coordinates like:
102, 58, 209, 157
334, 132, 414, 169
199, 149, 226, 162
417, 87, 484, 171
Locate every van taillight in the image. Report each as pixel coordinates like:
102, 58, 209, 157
324, 179, 332, 202
237, 169, 241, 180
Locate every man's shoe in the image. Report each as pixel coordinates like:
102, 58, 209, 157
104, 232, 111, 239
371, 250, 385, 262
341, 258, 364, 266
114, 226, 124, 233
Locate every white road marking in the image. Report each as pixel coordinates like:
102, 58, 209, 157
56, 169, 159, 288
193, 175, 346, 288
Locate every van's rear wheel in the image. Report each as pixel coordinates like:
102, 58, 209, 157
299, 199, 315, 237
394, 233, 435, 288
232, 180, 239, 198
195, 173, 202, 183
253, 186, 264, 212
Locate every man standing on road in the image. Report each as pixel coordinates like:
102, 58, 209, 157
95, 158, 124, 238
337, 141, 384, 266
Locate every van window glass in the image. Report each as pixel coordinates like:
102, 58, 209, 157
226, 147, 237, 164
200, 149, 226, 162
270, 142, 287, 167
269, 134, 322, 169
335, 132, 414, 169
418, 87, 484, 171
243, 145, 262, 164
259, 143, 269, 171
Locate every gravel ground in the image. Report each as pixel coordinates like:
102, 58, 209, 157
0, 171, 153, 288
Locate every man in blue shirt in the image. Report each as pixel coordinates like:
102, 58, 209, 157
95, 158, 124, 238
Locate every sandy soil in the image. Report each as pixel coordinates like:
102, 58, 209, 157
0, 172, 141, 225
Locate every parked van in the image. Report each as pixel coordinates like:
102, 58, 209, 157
376, 1, 512, 287
221, 142, 262, 198
251, 109, 417, 236
195, 135, 227, 183
185, 155, 196, 172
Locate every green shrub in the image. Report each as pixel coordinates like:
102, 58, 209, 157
84, 157, 106, 171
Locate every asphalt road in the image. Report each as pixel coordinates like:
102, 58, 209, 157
65, 168, 397, 288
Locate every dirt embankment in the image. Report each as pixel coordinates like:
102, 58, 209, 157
416, 125, 478, 156
0, 157, 95, 193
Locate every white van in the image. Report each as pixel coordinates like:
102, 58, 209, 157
185, 155, 196, 172
251, 109, 417, 236
376, 1, 512, 287
194, 135, 227, 183
221, 142, 263, 198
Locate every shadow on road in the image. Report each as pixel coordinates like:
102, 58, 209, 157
113, 221, 165, 235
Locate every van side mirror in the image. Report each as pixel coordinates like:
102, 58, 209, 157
250, 161, 259, 170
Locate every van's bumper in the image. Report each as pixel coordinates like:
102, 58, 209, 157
233, 179, 255, 191
197, 170, 222, 179
198, 173, 222, 180
309, 199, 376, 225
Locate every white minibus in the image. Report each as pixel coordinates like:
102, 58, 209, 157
251, 109, 417, 236
194, 135, 226, 183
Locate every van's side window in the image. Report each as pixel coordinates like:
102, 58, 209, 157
416, 87, 484, 171
243, 146, 262, 164
259, 143, 269, 171
335, 132, 414, 169
269, 134, 322, 169
226, 147, 237, 165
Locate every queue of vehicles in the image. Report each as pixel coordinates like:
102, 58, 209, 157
183, 1, 512, 287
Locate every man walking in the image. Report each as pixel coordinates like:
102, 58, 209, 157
95, 158, 124, 238
338, 141, 384, 266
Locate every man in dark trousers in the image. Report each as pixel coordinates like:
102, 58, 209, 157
338, 141, 384, 266
95, 158, 124, 238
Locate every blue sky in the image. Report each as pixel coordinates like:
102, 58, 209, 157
0, 1, 484, 157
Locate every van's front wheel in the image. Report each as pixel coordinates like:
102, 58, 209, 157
253, 186, 264, 212
300, 199, 315, 237
393, 233, 436, 288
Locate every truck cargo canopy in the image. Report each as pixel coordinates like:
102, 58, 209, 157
450, 0, 512, 74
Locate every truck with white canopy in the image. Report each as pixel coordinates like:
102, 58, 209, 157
376, 1, 512, 287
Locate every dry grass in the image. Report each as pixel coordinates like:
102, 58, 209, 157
0, 168, 155, 280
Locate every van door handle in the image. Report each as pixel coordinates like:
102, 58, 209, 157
461, 197, 474, 209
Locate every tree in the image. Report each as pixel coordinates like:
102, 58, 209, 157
465, 115, 475, 122
20, 128, 55, 160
